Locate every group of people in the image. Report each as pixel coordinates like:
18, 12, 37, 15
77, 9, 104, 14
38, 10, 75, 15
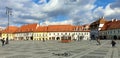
96, 37, 116, 47
0, 37, 9, 46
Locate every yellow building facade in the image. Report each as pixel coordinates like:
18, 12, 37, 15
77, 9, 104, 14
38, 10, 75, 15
1, 26, 18, 40
33, 32, 48, 40
2, 33, 15, 40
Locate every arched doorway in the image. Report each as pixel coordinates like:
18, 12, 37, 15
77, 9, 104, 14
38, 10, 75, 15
103, 36, 106, 40
113, 35, 117, 40
68, 36, 71, 40
42, 38, 45, 42
30, 36, 33, 40
56, 37, 60, 40
49, 37, 52, 40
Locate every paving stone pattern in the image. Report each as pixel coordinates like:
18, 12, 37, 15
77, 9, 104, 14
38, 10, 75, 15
0, 40, 120, 58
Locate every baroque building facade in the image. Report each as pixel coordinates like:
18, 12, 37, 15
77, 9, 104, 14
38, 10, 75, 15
1, 24, 90, 40
90, 17, 120, 40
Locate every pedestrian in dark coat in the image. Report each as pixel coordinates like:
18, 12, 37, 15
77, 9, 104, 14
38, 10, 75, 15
5, 37, 9, 44
43, 38, 45, 42
1, 38, 5, 46
111, 40, 116, 47
96, 38, 101, 45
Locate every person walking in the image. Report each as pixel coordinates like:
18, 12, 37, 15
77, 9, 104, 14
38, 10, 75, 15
5, 37, 9, 44
96, 38, 101, 45
0, 38, 5, 46
111, 40, 116, 47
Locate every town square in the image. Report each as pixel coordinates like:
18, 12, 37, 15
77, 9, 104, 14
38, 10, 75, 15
0, 0, 120, 58
0, 40, 120, 58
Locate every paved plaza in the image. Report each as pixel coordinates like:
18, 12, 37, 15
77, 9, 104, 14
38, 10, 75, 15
0, 40, 120, 58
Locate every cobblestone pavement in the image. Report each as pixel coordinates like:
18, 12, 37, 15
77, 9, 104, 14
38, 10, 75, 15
0, 40, 120, 58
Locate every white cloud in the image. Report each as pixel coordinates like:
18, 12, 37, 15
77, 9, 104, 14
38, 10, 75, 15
0, 0, 120, 28
41, 19, 73, 26
104, 4, 115, 16
93, 3, 120, 19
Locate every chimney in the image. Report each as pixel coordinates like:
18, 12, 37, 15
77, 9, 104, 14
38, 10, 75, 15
115, 18, 117, 21
112, 19, 114, 22
112, 18, 117, 22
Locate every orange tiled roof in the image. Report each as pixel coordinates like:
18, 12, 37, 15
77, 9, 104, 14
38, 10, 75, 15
35, 26, 48, 32
2, 26, 19, 33
101, 20, 120, 31
32, 24, 90, 32
100, 21, 111, 31
107, 20, 120, 30
3, 24, 90, 33
47, 25, 74, 32
16, 23, 38, 33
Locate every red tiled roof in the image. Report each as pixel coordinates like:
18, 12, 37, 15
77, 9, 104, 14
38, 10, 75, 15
107, 20, 120, 30
2, 26, 19, 33
34, 24, 89, 32
31, 24, 90, 32
101, 20, 120, 31
3, 24, 90, 33
16, 23, 38, 33
100, 21, 111, 31
35, 26, 48, 32
47, 25, 74, 32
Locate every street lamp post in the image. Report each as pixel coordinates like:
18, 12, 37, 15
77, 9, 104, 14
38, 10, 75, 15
6, 7, 12, 44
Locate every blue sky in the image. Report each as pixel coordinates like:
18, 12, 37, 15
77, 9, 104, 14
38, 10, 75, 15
33, 0, 50, 4
0, 0, 120, 28
94, 0, 115, 8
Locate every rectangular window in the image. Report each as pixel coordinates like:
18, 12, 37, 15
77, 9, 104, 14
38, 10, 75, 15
69, 33, 70, 35
81, 33, 83, 35
65, 33, 67, 35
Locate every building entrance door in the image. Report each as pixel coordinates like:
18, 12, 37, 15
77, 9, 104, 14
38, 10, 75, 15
56, 37, 60, 40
